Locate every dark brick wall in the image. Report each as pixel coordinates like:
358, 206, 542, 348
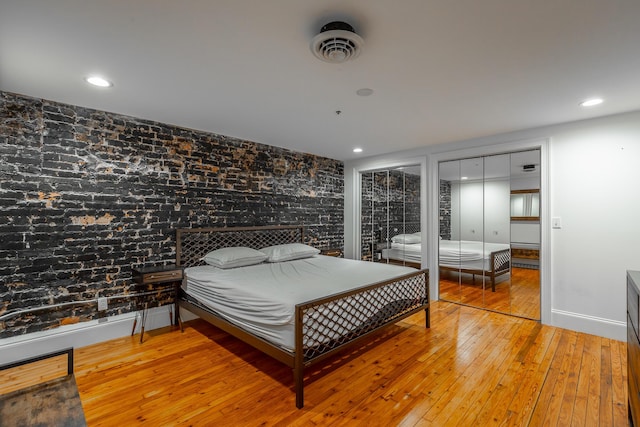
439, 180, 451, 240
388, 171, 420, 229
0, 91, 344, 338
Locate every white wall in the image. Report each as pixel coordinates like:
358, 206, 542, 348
511, 223, 540, 246
345, 109, 640, 341
511, 176, 539, 191
483, 180, 511, 244
457, 181, 482, 241
450, 180, 510, 244
548, 112, 640, 339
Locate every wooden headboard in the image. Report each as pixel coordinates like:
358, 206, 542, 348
176, 225, 304, 268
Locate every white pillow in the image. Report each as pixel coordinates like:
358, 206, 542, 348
391, 233, 421, 244
202, 247, 267, 269
260, 243, 320, 262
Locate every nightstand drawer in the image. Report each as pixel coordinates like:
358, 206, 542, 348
133, 266, 183, 285
141, 270, 182, 284
320, 248, 343, 257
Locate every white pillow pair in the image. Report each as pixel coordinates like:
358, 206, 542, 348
391, 233, 421, 244
202, 243, 320, 269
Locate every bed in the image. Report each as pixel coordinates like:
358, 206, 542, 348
380, 234, 510, 292
438, 240, 511, 292
175, 225, 429, 408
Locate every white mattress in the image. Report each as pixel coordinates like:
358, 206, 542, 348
439, 240, 510, 270
183, 255, 419, 351
381, 242, 422, 263
381, 240, 510, 271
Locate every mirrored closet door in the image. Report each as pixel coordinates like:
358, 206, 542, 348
438, 150, 540, 319
360, 166, 421, 268
509, 150, 541, 319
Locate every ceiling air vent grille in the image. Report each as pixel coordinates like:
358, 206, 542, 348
311, 21, 364, 63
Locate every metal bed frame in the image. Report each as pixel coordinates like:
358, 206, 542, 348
175, 225, 429, 408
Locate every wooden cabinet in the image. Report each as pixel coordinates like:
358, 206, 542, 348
628, 270, 640, 426
511, 247, 539, 260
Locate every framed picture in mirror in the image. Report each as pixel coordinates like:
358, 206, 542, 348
510, 189, 540, 221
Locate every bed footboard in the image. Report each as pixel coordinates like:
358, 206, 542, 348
439, 248, 511, 292
489, 248, 511, 292
293, 269, 429, 408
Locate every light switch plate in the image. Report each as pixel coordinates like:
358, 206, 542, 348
552, 217, 562, 229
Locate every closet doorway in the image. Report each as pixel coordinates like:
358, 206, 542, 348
438, 150, 540, 319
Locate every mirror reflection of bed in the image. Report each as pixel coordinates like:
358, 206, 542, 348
437, 150, 541, 320
378, 224, 422, 269
360, 166, 422, 270
380, 231, 540, 320
359, 152, 540, 320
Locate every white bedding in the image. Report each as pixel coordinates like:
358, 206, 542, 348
439, 240, 510, 270
183, 255, 419, 351
381, 240, 510, 271
381, 242, 422, 263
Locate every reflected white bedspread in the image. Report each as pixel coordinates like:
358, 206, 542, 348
381, 240, 510, 271
381, 243, 422, 263
440, 240, 510, 270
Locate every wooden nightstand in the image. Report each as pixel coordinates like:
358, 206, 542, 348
131, 264, 183, 343
320, 248, 343, 257
369, 242, 390, 262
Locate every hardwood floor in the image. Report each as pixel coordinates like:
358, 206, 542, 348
73, 301, 627, 426
1, 353, 71, 396
440, 267, 541, 320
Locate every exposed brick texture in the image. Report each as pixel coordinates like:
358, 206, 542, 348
0, 92, 344, 338
439, 180, 451, 240
360, 170, 420, 259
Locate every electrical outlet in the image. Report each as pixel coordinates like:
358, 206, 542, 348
97, 297, 108, 311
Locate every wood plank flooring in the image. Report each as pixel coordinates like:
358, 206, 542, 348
0, 353, 71, 395
74, 301, 628, 426
440, 267, 541, 320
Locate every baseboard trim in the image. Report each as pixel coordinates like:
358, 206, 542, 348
2, 305, 624, 366
551, 308, 626, 341
0, 306, 198, 365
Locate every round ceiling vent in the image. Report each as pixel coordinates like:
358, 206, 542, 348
311, 21, 364, 63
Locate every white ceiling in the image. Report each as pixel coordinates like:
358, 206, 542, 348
2, 1, 639, 161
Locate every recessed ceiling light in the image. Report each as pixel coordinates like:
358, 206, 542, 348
461, 176, 468, 180
356, 88, 374, 97
85, 76, 113, 87
353, 148, 363, 153
580, 98, 603, 107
